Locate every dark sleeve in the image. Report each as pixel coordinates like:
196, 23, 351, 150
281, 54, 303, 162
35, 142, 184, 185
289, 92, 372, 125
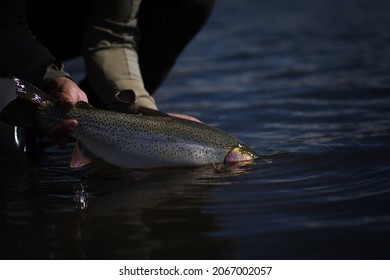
0, 0, 70, 89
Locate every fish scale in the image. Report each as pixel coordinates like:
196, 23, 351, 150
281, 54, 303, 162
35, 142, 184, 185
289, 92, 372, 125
1, 78, 258, 168
67, 108, 237, 168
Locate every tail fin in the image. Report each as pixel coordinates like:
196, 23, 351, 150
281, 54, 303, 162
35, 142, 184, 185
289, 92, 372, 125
13, 77, 57, 106
0, 77, 57, 128
0, 99, 36, 127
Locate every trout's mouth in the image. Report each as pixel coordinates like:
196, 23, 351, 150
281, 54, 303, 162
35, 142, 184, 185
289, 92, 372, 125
224, 144, 258, 163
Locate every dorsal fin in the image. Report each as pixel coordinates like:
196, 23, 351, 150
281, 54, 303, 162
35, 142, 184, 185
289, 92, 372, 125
75, 101, 94, 110
75, 99, 170, 117
115, 89, 169, 117
133, 105, 171, 117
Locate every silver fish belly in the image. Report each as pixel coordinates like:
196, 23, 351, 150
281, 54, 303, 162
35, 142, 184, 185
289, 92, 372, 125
64, 107, 246, 168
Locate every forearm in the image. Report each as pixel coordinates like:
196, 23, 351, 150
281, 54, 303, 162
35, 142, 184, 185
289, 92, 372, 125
82, 0, 157, 110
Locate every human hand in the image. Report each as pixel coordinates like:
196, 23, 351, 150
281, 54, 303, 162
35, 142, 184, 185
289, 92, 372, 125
50, 76, 89, 111
46, 77, 88, 146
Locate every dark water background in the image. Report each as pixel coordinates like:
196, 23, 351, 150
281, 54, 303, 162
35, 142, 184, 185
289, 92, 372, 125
2, 0, 390, 259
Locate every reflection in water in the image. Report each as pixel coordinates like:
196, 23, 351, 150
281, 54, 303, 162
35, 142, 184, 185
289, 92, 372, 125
73, 183, 88, 210
1, 144, 261, 259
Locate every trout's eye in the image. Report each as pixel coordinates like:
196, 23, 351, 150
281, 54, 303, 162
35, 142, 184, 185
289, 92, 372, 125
224, 145, 257, 163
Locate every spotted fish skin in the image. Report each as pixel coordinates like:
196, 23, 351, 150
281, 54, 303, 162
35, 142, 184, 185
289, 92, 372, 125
1, 78, 258, 168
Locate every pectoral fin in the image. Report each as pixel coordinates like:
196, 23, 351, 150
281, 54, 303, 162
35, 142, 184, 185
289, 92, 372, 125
70, 141, 93, 168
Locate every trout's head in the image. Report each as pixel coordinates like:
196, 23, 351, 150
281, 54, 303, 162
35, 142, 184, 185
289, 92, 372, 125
225, 143, 258, 163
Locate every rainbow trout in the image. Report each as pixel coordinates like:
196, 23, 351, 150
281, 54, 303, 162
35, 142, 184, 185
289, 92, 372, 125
0, 78, 258, 168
